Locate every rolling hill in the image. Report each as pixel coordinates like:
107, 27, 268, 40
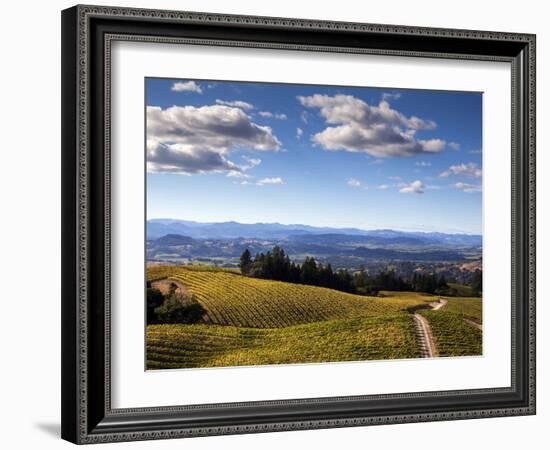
147, 316, 420, 369
147, 265, 434, 328
146, 265, 482, 369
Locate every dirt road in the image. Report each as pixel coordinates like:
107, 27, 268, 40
413, 298, 446, 358
414, 313, 439, 358
430, 298, 448, 310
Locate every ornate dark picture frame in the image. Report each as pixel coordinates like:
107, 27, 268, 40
61, 4, 536, 444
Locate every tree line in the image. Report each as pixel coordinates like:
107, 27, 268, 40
240, 246, 355, 293
240, 246, 467, 296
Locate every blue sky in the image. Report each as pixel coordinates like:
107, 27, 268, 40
146, 78, 482, 234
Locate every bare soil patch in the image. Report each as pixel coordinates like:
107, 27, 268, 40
151, 278, 188, 296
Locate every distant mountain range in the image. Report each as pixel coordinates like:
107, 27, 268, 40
147, 219, 482, 247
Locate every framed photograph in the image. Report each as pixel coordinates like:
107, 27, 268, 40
61, 5, 536, 444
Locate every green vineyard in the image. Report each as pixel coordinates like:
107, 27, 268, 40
147, 265, 434, 329
147, 315, 420, 369
443, 297, 483, 324
146, 265, 483, 369
419, 310, 482, 357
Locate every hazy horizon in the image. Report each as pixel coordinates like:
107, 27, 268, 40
147, 216, 482, 236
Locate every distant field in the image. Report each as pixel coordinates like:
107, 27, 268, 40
146, 265, 482, 369
147, 265, 433, 329
147, 315, 420, 369
419, 309, 482, 357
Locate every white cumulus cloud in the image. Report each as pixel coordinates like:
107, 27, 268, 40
440, 162, 482, 178
453, 182, 481, 193
347, 178, 362, 188
147, 105, 281, 174
297, 94, 445, 157
171, 81, 203, 93
256, 177, 284, 185
399, 180, 425, 194
227, 170, 250, 179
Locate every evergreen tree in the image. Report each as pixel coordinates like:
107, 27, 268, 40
289, 262, 301, 283
239, 249, 252, 275
240, 245, 421, 296
471, 269, 482, 296
300, 257, 319, 285
146, 287, 164, 324
411, 272, 418, 291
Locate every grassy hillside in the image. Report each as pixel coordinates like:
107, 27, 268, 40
147, 265, 433, 328
147, 315, 420, 369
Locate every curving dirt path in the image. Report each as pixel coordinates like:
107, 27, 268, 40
413, 298, 446, 358
430, 298, 448, 310
414, 313, 438, 358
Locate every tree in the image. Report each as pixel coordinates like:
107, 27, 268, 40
146, 287, 164, 323
471, 269, 482, 297
249, 252, 265, 278
409, 272, 445, 294
411, 272, 418, 291
336, 268, 354, 293
270, 246, 290, 281
289, 261, 301, 283
239, 248, 252, 275
244, 245, 370, 295
318, 263, 334, 288
154, 293, 205, 324
300, 257, 319, 285
437, 274, 448, 290
353, 269, 379, 296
